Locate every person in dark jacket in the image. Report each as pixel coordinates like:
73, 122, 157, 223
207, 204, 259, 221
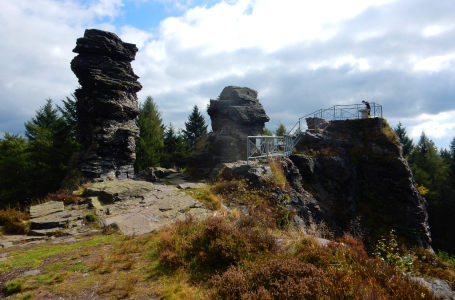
362, 100, 371, 116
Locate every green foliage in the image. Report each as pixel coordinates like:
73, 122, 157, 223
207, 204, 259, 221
1, 98, 80, 206
135, 96, 164, 172
274, 121, 287, 136
85, 213, 98, 222
182, 105, 207, 148
436, 250, 455, 269
373, 229, 413, 273
161, 123, 190, 169
6, 278, 23, 293
0, 133, 34, 207
394, 122, 414, 156
263, 128, 273, 136
409, 132, 449, 196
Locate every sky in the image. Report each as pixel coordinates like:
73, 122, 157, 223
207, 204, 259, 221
1, 0, 455, 149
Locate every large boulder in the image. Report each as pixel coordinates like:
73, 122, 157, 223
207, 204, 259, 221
70, 29, 142, 181
189, 86, 270, 174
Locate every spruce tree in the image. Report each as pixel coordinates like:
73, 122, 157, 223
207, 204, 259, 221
275, 122, 287, 136
135, 96, 164, 172
182, 105, 207, 148
394, 122, 414, 157
24, 99, 78, 197
162, 123, 190, 169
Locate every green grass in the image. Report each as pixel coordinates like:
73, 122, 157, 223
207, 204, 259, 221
0, 235, 116, 272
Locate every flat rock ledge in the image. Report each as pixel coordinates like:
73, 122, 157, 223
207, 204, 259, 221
98, 185, 212, 236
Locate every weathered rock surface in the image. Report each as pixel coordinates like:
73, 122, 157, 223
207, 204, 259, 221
291, 118, 431, 247
70, 29, 142, 181
29, 201, 85, 236
189, 86, 270, 175
85, 180, 155, 202
30, 201, 64, 219
97, 186, 212, 236
411, 277, 455, 299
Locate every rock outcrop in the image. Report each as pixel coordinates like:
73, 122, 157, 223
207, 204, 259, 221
189, 86, 270, 175
290, 118, 431, 247
70, 29, 142, 181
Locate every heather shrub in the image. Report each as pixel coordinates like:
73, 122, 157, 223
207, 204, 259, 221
210, 256, 328, 300
156, 216, 278, 273
412, 248, 455, 290
0, 208, 31, 234
44, 189, 79, 205
326, 236, 435, 300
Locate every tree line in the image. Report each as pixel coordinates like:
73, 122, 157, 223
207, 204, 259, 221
394, 123, 455, 254
0, 96, 207, 209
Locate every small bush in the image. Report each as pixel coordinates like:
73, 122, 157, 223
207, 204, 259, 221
0, 208, 31, 234
210, 256, 328, 300
85, 213, 98, 222
263, 157, 287, 190
6, 279, 24, 293
44, 189, 79, 205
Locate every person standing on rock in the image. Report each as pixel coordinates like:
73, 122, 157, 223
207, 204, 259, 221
362, 100, 371, 116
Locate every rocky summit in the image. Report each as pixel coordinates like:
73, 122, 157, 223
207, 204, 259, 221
290, 118, 431, 247
189, 86, 270, 175
71, 29, 142, 181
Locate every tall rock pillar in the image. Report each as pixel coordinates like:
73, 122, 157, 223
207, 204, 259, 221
71, 29, 142, 180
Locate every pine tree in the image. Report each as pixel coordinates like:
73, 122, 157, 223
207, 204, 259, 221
275, 122, 287, 136
182, 105, 207, 148
394, 122, 414, 157
135, 96, 164, 172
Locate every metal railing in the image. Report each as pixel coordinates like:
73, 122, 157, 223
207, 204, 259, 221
288, 103, 382, 136
247, 103, 382, 163
247, 135, 294, 164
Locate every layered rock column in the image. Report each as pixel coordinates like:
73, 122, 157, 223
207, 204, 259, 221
190, 86, 270, 174
71, 29, 142, 180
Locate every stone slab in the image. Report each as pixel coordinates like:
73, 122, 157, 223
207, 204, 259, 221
85, 180, 155, 202
177, 182, 207, 190
31, 210, 85, 230
30, 201, 64, 219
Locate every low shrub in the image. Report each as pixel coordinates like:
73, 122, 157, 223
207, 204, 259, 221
210, 256, 328, 300
44, 189, 79, 205
412, 248, 455, 289
0, 208, 31, 234
156, 216, 278, 273
6, 278, 24, 293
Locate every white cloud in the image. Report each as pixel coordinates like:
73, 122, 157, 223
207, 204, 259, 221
119, 25, 154, 49
406, 111, 455, 142
413, 54, 455, 72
